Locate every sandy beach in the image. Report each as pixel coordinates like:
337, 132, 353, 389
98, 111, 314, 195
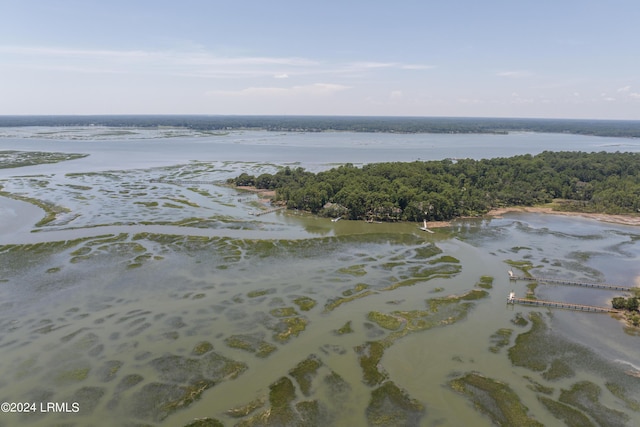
486, 206, 640, 227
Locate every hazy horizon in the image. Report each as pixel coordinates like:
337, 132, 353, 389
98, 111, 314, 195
1, 114, 640, 121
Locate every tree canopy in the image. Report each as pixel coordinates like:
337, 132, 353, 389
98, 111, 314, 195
229, 151, 640, 222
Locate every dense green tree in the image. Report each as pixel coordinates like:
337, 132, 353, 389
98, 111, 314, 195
230, 151, 640, 222
612, 297, 628, 310
234, 173, 255, 186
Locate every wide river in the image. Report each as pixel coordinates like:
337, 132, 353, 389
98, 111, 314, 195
0, 128, 639, 426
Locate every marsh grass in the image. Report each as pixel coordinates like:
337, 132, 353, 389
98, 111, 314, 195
335, 321, 353, 335
559, 381, 629, 427
225, 334, 277, 358
366, 381, 425, 426
450, 372, 543, 426
538, 396, 596, 427
367, 312, 404, 330
488, 328, 513, 353
292, 296, 317, 311
289, 354, 322, 397
0, 150, 87, 169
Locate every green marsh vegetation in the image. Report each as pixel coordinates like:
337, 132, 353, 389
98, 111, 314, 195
353, 280, 494, 421
224, 334, 277, 358
506, 259, 540, 296
503, 311, 640, 426
228, 354, 350, 426
366, 381, 425, 426
450, 372, 543, 426
488, 328, 513, 353
183, 417, 225, 427
334, 321, 353, 335
558, 381, 629, 427
1, 160, 249, 230
225, 397, 266, 418
323, 240, 462, 312
0, 150, 88, 169
477, 275, 494, 289
2, 181, 638, 427
0, 241, 630, 427
605, 382, 640, 412
292, 296, 317, 311
0, 183, 71, 226
289, 354, 322, 397
537, 396, 596, 427
4, 126, 640, 426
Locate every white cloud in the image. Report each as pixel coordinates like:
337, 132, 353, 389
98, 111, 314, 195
401, 64, 435, 70
208, 83, 351, 97
510, 96, 534, 105
0, 44, 435, 84
0, 45, 319, 79
615, 86, 640, 100
0, 45, 317, 67
345, 61, 435, 72
302, 83, 351, 94
457, 98, 482, 105
350, 61, 396, 69
497, 70, 533, 78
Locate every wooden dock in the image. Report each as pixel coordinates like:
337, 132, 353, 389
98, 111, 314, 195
507, 296, 619, 313
508, 271, 633, 292
150, 179, 218, 185
250, 206, 286, 216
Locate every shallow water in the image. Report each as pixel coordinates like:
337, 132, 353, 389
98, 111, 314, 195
1, 129, 639, 426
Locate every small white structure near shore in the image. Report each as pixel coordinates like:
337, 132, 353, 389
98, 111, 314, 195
419, 219, 434, 233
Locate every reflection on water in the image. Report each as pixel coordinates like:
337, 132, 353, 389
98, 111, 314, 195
1, 131, 640, 426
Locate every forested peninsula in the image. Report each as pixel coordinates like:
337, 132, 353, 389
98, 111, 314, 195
229, 151, 640, 222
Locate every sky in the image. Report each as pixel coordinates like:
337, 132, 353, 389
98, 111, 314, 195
1, 0, 639, 119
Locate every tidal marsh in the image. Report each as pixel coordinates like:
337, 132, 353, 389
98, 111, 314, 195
2, 137, 640, 426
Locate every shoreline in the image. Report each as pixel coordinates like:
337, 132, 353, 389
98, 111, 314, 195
235, 185, 277, 205
486, 206, 640, 227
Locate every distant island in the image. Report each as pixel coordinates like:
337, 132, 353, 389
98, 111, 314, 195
1, 115, 640, 138
228, 151, 640, 222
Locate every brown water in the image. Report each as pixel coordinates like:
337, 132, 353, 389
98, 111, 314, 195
1, 129, 639, 426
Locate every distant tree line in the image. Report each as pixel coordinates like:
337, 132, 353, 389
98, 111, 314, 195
1, 115, 640, 138
228, 151, 640, 221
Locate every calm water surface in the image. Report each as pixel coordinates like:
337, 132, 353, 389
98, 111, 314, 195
1, 129, 639, 426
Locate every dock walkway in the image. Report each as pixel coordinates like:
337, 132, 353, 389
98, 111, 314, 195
250, 206, 286, 216
508, 271, 632, 292
507, 295, 619, 313
150, 179, 218, 185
